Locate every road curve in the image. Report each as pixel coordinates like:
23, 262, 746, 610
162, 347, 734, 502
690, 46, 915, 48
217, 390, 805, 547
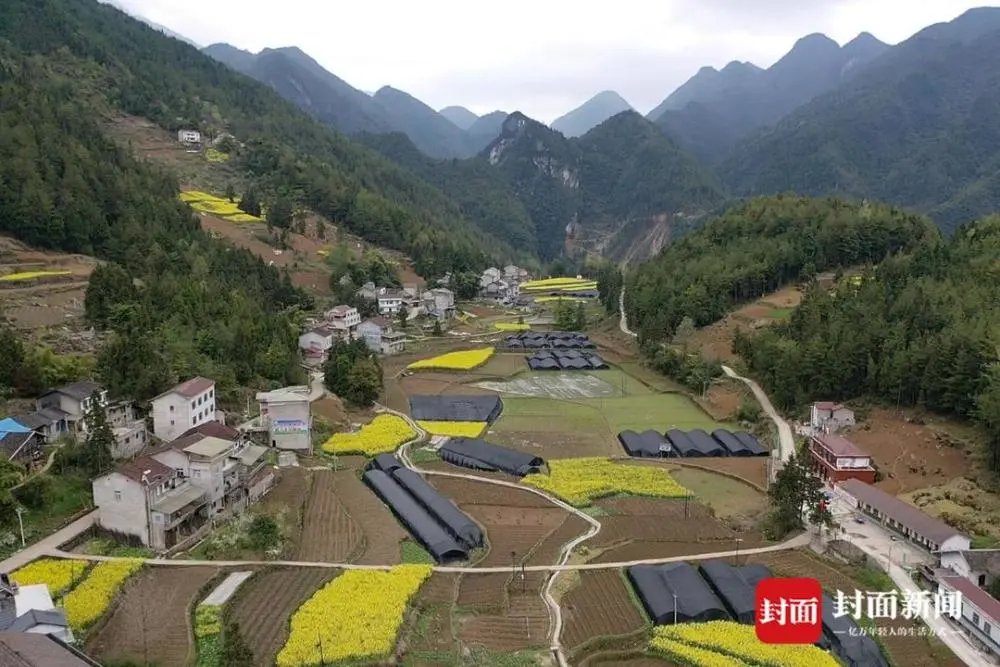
720, 365, 794, 465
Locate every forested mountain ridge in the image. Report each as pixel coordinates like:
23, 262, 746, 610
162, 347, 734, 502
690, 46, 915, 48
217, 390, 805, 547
3, 0, 520, 276
482, 111, 726, 262
735, 215, 1000, 471
649, 31, 888, 164
371, 86, 480, 159
719, 9, 1000, 233
624, 196, 939, 341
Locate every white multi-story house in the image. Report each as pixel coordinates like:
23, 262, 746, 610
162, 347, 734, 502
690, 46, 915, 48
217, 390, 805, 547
106, 400, 148, 459
430, 288, 455, 318
150, 377, 217, 443
357, 318, 406, 355
299, 325, 335, 366
377, 288, 404, 315
480, 267, 502, 288
35, 381, 107, 437
92, 455, 208, 551
256, 386, 312, 451
177, 129, 201, 144
324, 305, 361, 337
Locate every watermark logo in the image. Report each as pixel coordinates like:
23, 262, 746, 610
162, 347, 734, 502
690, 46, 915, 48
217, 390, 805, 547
755, 577, 823, 644
756, 578, 964, 644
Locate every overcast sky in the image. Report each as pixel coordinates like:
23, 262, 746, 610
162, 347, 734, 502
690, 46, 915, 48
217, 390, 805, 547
114, 0, 991, 123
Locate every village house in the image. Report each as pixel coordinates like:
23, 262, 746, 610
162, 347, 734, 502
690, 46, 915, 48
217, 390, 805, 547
811, 401, 856, 433
93, 455, 209, 551
402, 283, 420, 298
256, 386, 312, 452
504, 264, 530, 282
422, 288, 455, 319
324, 305, 361, 338
939, 549, 1000, 589
357, 281, 379, 301
299, 324, 335, 366
838, 478, 971, 554
0, 419, 42, 466
357, 317, 406, 355
377, 288, 405, 316
35, 381, 107, 438
480, 267, 502, 288
938, 575, 1000, 657
150, 377, 217, 443
8, 408, 69, 444
0, 633, 100, 667
808, 432, 876, 484
176, 129, 201, 144
0, 572, 74, 643
105, 400, 147, 459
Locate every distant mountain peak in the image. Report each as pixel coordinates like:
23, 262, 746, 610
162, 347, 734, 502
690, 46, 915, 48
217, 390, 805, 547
721, 60, 761, 74
439, 105, 479, 130
550, 90, 634, 138
792, 32, 840, 49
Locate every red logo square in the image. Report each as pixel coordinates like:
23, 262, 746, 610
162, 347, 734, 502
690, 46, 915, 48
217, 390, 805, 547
755, 577, 823, 644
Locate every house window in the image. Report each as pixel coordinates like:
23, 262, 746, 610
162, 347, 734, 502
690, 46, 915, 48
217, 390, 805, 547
192, 416, 197, 425
191, 401, 196, 410
210, 390, 214, 399
170, 419, 175, 426
170, 405, 174, 412
114, 490, 122, 502
985, 622, 992, 636
973, 612, 980, 625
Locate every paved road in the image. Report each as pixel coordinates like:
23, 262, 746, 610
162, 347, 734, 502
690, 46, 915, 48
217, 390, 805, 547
619, 287, 636, 337
721, 365, 794, 466
0, 511, 96, 572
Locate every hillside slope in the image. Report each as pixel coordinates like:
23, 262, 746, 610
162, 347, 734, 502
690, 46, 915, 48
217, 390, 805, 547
2, 0, 518, 276
550, 91, 634, 138
719, 9, 1000, 234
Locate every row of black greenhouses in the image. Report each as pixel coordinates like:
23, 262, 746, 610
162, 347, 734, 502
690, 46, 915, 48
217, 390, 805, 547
364, 455, 483, 563
618, 428, 767, 458
409, 394, 503, 423
439, 438, 544, 476
527, 353, 607, 370
502, 331, 595, 349
628, 561, 888, 667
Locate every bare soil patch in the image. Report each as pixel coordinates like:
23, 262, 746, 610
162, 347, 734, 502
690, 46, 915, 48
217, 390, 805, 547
332, 469, 406, 565
86, 566, 218, 666
563, 570, 646, 650
430, 477, 553, 508
687, 285, 804, 362
457, 572, 509, 608
296, 469, 363, 562
228, 567, 338, 666
489, 429, 618, 460
844, 409, 972, 494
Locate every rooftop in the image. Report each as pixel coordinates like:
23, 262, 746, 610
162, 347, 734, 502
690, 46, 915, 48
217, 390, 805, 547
940, 575, 1000, 624
256, 386, 310, 403
153, 376, 214, 401
236, 444, 268, 467
43, 381, 103, 402
813, 432, 868, 458
960, 548, 1000, 574
0, 633, 100, 667
183, 435, 233, 459
362, 316, 392, 329
115, 456, 173, 485
815, 401, 849, 412
179, 421, 240, 442
327, 305, 356, 317
7, 608, 69, 632
840, 479, 967, 546
150, 483, 208, 515
307, 325, 335, 337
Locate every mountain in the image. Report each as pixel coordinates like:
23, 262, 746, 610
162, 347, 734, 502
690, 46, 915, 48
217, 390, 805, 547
466, 111, 508, 148
719, 7, 1000, 234
439, 106, 479, 130
650, 32, 888, 164
484, 111, 726, 262
99, 0, 200, 47
371, 87, 478, 158
550, 91, 634, 138
203, 44, 392, 135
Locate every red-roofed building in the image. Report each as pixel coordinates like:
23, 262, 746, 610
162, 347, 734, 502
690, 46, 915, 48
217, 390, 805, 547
150, 377, 217, 443
810, 401, 855, 432
809, 432, 876, 483
938, 575, 1000, 657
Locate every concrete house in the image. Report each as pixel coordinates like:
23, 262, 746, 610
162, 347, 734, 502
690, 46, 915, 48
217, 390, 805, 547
35, 381, 107, 437
839, 478, 971, 554
357, 281, 379, 301
938, 575, 1000, 657
299, 325, 335, 366
809, 433, 876, 484
177, 129, 201, 144
424, 288, 455, 318
1, 573, 73, 643
10, 408, 69, 444
377, 288, 404, 316
811, 402, 856, 432
480, 267, 502, 288
256, 386, 311, 451
93, 456, 208, 551
106, 401, 147, 459
0, 633, 101, 667
324, 305, 361, 337
150, 377, 217, 443
0, 419, 42, 465
940, 549, 1000, 589
357, 318, 405, 355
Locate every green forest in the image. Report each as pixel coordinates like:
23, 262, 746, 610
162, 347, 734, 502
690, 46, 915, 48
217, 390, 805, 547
624, 195, 938, 341
0, 47, 308, 402
0, 0, 513, 277
735, 216, 1000, 471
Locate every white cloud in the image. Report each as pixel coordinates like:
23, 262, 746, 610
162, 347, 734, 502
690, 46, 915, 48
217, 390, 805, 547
115, 0, 992, 123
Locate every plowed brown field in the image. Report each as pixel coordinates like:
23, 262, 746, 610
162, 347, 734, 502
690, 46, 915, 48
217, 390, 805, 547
332, 469, 406, 565
296, 469, 362, 562
228, 567, 338, 666
87, 566, 218, 667
563, 570, 646, 650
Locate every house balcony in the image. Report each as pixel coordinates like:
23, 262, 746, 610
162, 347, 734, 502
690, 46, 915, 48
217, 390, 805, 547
152, 485, 209, 530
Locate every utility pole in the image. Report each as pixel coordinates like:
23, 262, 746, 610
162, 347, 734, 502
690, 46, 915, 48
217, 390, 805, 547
734, 537, 744, 566
672, 593, 678, 626
15, 507, 25, 547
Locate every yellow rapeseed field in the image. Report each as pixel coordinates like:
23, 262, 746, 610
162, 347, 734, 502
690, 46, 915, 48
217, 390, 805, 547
321, 414, 416, 456
204, 148, 230, 163
0, 270, 73, 282
654, 622, 840, 667
495, 322, 530, 331
178, 191, 262, 223
194, 604, 222, 637
521, 458, 690, 506
534, 296, 588, 303
63, 559, 144, 631
276, 565, 432, 666
407, 347, 495, 371
650, 636, 748, 667
11, 558, 90, 596
417, 421, 487, 438
520, 277, 594, 289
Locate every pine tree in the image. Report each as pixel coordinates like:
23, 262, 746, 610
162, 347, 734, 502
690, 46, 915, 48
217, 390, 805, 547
573, 302, 586, 331
84, 402, 115, 477
765, 450, 830, 538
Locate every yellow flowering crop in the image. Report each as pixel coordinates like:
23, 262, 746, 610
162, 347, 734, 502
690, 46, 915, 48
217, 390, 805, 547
205, 148, 230, 163
179, 191, 215, 202
651, 636, 748, 667
194, 604, 222, 638
11, 558, 90, 596
276, 565, 432, 666
521, 458, 690, 506
417, 421, 486, 438
63, 559, 144, 631
534, 296, 588, 303
407, 347, 495, 371
520, 277, 594, 289
322, 414, 416, 456
495, 322, 530, 331
655, 622, 839, 667
0, 270, 73, 282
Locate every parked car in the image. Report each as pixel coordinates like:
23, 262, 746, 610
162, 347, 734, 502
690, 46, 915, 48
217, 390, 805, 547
854, 517, 865, 524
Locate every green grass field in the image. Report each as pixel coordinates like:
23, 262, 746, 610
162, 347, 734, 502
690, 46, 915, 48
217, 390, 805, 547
669, 467, 766, 518
766, 307, 795, 320
580, 394, 731, 434
585, 368, 652, 396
